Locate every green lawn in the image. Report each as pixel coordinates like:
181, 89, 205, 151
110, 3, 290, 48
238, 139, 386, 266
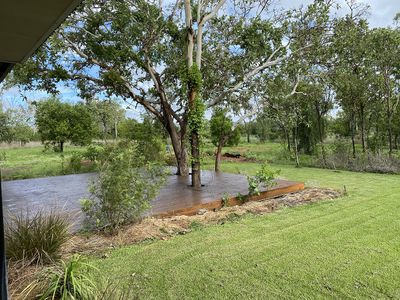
2, 142, 400, 297
0, 144, 94, 180
90, 162, 400, 299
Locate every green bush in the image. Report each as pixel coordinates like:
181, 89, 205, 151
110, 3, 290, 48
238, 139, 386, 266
68, 152, 82, 173
81, 141, 167, 232
164, 152, 177, 166
0, 151, 6, 162
83, 144, 105, 163
138, 136, 166, 163
5, 211, 70, 264
247, 163, 280, 196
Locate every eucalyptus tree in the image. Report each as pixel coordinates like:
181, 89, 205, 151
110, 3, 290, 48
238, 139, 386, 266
8, 0, 332, 187
368, 27, 400, 156
330, 15, 372, 157
87, 99, 125, 142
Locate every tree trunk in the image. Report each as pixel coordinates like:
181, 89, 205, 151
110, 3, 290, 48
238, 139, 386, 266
215, 136, 227, 172
315, 102, 326, 166
384, 70, 393, 157
60, 141, 64, 153
215, 143, 223, 172
359, 104, 366, 153
184, 0, 201, 188
284, 128, 291, 152
293, 127, 300, 167
166, 121, 189, 176
189, 90, 201, 189
102, 118, 108, 143
350, 111, 356, 159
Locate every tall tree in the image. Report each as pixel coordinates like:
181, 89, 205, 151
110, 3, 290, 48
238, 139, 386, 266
331, 15, 372, 157
8, 0, 332, 187
368, 28, 400, 156
88, 99, 125, 142
35, 98, 96, 152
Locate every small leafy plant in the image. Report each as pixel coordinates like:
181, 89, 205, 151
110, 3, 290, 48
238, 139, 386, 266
221, 192, 231, 207
247, 163, 280, 196
68, 152, 82, 173
236, 192, 248, 203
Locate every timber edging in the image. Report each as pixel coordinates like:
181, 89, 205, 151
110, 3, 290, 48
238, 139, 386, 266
154, 181, 305, 218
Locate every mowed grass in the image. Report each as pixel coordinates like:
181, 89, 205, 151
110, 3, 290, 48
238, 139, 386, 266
0, 144, 91, 180
90, 163, 400, 299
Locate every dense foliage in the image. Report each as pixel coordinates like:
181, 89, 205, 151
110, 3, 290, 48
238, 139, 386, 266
210, 108, 241, 171
35, 98, 96, 152
81, 141, 166, 232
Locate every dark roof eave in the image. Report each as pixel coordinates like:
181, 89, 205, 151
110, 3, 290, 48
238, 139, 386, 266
0, 63, 14, 83
0, 0, 83, 83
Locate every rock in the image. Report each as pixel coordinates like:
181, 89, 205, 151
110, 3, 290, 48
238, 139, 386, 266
197, 208, 208, 215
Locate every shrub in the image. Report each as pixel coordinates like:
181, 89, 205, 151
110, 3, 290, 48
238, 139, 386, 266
0, 151, 6, 162
247, 163, 280, 196
83, 144, 105, 163
164, 152, 177, 166
244, 151, 258, 161
68, 152, 82, 172
314, 144, 400, 174
5, 211, 70, 264
81, 141, 167, 232
221, 192, 230, 207
204, 149, 215, 157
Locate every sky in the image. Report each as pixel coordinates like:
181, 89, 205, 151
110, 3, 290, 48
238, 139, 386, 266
1, 0, 399, 119
275, 0, 400, 28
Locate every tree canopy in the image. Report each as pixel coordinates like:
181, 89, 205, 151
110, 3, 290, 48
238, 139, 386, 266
35, 98, 96, 152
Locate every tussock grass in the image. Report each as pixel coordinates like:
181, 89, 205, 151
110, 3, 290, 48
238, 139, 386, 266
5, 210, 70, 264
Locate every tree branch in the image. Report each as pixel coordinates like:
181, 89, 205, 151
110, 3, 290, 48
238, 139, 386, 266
199, 0, 226, 26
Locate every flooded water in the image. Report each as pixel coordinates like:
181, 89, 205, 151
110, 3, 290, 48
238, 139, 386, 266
1, 173, 97, 226
1, 170, 303, 230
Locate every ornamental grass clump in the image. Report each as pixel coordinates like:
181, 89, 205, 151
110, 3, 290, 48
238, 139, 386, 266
81, 141, 166, 233
5, 210, 70, 264
21, 255, 98, 300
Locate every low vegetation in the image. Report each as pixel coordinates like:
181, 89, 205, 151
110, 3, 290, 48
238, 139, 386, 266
5, 210, 70, 264
81, 141, 166, 232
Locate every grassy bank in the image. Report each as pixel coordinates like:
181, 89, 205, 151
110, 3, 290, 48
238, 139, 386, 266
90, 163, 400, 299
0, 144, 95, 180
